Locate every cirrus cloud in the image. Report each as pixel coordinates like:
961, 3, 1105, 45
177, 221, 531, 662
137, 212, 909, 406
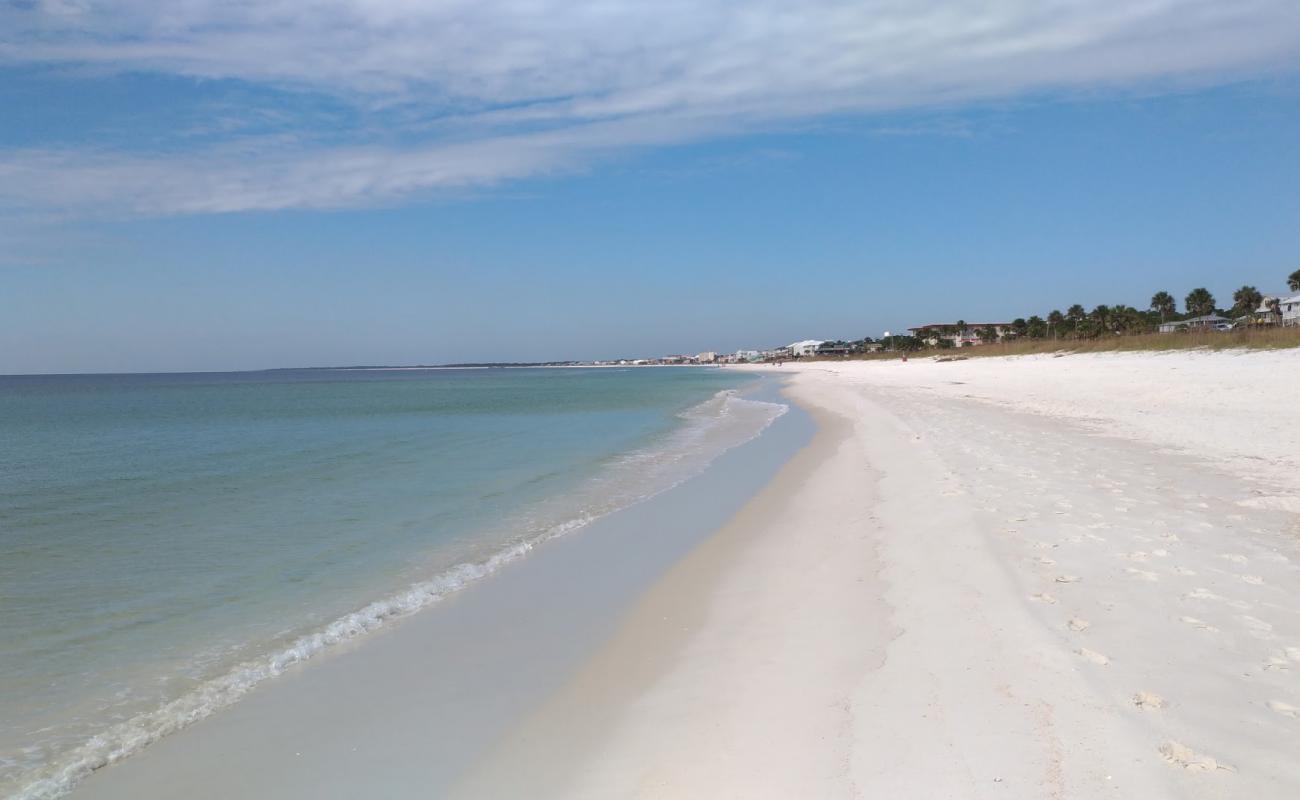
2, 0, 1299, 217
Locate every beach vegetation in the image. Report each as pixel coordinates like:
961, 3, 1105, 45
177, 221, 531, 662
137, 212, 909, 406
1289, 269, 1300, 291
1150, 291, 1176, 322
1232, 285, 1263, 316
821, 325, 1300, 362
795, 276, 1298, 365
1185, 287, 1216, 317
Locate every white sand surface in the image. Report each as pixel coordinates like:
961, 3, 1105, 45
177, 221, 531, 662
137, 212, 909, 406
466, 350, 1300, 798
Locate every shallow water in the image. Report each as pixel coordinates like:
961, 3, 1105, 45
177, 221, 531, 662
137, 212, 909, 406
0, 367, 780, 798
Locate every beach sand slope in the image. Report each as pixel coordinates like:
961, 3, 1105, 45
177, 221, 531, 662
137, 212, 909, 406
465, 351, 1300, 798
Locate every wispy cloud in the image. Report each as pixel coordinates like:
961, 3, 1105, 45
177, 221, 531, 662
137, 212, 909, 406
3, 0, 1299, 217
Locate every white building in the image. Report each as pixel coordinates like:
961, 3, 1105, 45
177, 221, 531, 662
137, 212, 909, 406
735, 349, 762, 362
787, 340, 824, 357
695, 351, 717, 363
1282, 293, 1300, 326
1157, 314, 1229, 333
1252, 294, 1300, 327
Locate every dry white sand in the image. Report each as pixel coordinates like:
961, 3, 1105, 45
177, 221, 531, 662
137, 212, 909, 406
464, 349, 1300, 798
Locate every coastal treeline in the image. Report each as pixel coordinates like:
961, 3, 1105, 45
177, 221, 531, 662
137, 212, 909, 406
864, 268, 1300, 353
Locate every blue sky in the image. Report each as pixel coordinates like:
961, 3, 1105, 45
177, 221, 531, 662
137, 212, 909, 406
3, 1, 1300, 372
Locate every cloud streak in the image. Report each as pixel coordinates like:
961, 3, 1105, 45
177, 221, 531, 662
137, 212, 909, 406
3, 0, 1299, 217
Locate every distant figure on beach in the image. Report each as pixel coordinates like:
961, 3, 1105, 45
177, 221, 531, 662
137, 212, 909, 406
902, 353, 908, 363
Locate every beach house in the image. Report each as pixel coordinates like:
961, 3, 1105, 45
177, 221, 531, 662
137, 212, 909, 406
1257, 294, 1300, 327
1281, 294, 1300, 326
907, 323, 1014, 347
1157, 314, 1230, 333
787, 340, 825, 357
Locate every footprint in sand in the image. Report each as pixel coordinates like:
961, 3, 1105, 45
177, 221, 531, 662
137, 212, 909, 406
1220, 553, 1248, 564
1125, 568, 1159, 582
1133, 692, 1166, 710
1036, 556, 1057, 566
1184, 588, 1250, 609
1267, 700, 1299, 718
1158, 741, 1234, 773
1151, 549, 1169, 558
1171, 566, 1198, 576
1067, 618, 1090, 632
1241, 575, 1264, 586
1031, 593, 1058, 605
1160, 532, 1181, 543
1076, 647, 1110, 665
1239, 616, 1274, 639
1122, 551, 1150, 562
1179, 616, 1220, 634
1055, 575, 1081, 584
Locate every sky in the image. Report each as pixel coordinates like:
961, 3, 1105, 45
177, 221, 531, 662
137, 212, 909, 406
3, 1, 1300, 373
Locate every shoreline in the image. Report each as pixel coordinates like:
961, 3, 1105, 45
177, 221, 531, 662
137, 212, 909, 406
70, 377, 812, 799
66, 350, 1300, 798
462, 350, 1300, 797
449, 385, 874, 797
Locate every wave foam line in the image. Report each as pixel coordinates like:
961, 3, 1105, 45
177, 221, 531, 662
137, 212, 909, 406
14, 389, 787, 800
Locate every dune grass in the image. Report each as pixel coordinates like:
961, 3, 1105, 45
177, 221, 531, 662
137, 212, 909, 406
810, 326, 1300, 362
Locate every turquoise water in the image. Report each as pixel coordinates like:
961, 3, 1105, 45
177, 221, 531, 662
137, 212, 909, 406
0, 367, 781, 798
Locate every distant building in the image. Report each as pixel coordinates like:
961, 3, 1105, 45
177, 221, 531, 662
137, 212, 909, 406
1255, 294, 1300, 327
1157, 314, 1228, 333
907, 323, 1014, 347
815, 341, 853, 356
1283, 294, 1300, 327
787, 340, 824, 357
735, 349, 762, 362
696, 351, 717, 363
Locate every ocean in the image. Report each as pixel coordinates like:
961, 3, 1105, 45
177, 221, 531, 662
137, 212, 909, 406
0, 366, 784, 799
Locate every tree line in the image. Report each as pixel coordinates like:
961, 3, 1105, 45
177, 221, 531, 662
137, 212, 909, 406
987, 268, 1299, 342
873, 268, 1299, 351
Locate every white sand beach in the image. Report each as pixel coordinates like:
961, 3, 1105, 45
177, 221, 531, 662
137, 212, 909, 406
64, 350, 1300, 799
462, 350, 1300, 798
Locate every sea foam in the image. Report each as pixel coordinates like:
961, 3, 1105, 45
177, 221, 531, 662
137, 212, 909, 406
13, 389, 786, 800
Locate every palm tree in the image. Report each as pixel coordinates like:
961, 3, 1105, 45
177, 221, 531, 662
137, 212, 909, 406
1026, 315, 1047, 338
1066, 304, 1085, 335
1184, 287, 1216, 317
1232, 285, 1263, 316
1047, 310, 1064, 340
1289, 269, 1300, 292
1150, 291, 1176, 322
1266, 297, 1282, 326
1111, 305, 1145, 334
